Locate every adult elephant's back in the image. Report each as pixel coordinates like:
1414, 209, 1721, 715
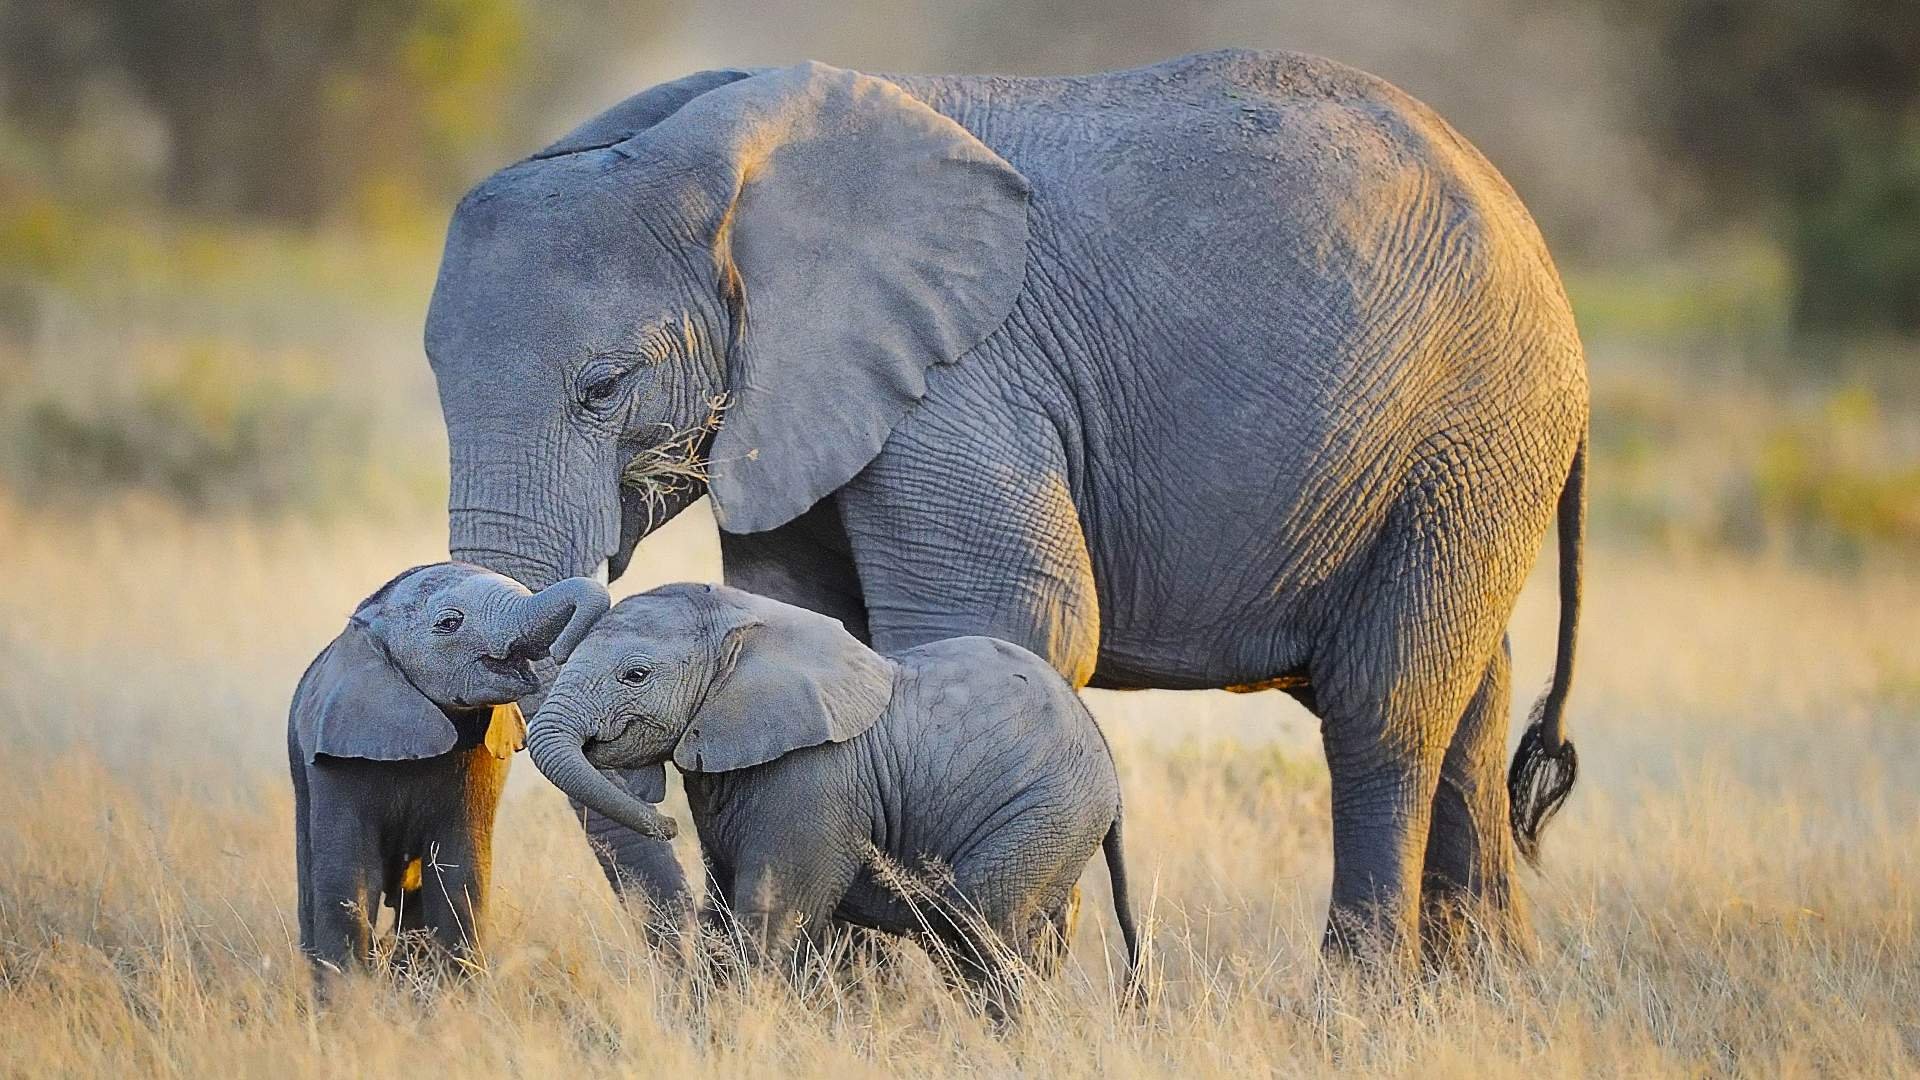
878, 50, 1585, 691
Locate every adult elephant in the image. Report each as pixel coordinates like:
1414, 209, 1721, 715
425, 49, 1587, 965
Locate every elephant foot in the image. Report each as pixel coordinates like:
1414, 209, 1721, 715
1419, 886, 1537, 971
1320, 902, 1420, 979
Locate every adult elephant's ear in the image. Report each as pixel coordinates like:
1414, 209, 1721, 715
531, 68, 757, 159
671, 586, 895, 773
293, 623, 459, 762
650, 62, 1031, 534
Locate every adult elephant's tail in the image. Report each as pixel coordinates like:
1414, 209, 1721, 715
1509, 430, 1587, 865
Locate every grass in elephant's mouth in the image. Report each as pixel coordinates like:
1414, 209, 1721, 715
620, 395, 731, 532
1, 494, 1918, 1076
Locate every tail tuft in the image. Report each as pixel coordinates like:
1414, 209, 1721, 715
1508, 696, 1578, 866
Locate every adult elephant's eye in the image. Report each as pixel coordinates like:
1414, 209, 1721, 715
433, 611, 464, 633
618, 665, 651, 686
580, 373, 621, 408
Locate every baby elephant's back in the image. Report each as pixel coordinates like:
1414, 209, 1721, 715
885, 637, 1120, 855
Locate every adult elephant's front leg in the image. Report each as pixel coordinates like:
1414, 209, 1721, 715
523, 667, 692, 920
574, 796, 692, 935
837, 432, 1100, 686
719, 499, 871, 643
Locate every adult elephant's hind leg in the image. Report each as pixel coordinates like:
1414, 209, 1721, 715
1316, 697, 1449, 971
1421, 634, 1532, 964
1313, 506, 1505, 971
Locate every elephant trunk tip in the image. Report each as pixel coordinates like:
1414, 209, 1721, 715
526, 725, 678, 842
510, 577, 611, 664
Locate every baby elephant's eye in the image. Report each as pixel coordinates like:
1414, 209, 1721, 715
618, 665, 651, 686
432, 611, 465, 634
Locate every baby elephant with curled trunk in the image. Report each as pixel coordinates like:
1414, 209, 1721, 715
528, 583, 1138, 1011
289, 563, 610, 981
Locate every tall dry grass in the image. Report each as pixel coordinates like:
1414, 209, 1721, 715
1, 482, 1916, 1076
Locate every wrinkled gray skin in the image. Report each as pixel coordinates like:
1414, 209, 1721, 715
529, 584, 1138, 1010
287, 563, 610, 981
427, 49, 1588, 966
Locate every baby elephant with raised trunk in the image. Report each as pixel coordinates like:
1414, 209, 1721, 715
289, 563, 610, 981
528, 583, 1138, 1010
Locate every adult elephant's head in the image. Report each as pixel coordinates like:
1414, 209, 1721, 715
426, 62, 1030, 589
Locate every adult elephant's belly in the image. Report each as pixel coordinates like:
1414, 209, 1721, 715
1061, 358, 1400, 695
1080, 529, 1330, 694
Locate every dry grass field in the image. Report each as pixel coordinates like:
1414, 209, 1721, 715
1, 473, 1915, 1076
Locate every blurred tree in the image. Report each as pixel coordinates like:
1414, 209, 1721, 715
0, 0, 631, 225
0, 0, 112, 134
1602, 0, 1920, 336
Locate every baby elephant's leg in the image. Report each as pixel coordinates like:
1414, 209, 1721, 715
416, 757, 503, 972
924, 877, 1043, 1022
923, 888, 1029, 1025
1032, 884, 1083, 980
414, 835, 485, 970
941, 825, 1104, 1022
694, 859, 750, 980
393, 878, 429, 936
721, 846, 861, 980
305, 790, 381, 982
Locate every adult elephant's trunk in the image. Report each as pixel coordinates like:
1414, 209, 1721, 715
447, 439, 621, 592
509, 577, 610, 662
526, 722, 678, 841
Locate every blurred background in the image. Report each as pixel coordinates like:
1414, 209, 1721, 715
0, 0, 1914, 767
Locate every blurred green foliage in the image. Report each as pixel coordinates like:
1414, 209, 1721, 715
0, 0, 635, 225
1564, 243, 1794, 352
5, 0, 501, 222
1740, 389, 1920, 557
1599, 0, 1920, 338
0, 183, 448, 517
9, 342, 374, 511
0, 184, 438, 307
0, 0, 551, 513
1590, 357, 1920, 562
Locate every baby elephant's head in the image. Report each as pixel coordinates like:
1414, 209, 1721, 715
296, 563, 610, 763
527, 583, 894, 842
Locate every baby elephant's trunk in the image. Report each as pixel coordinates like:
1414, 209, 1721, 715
511, 577, 610, 662
525, 721, 677, 841
1103, 813, 1144, 1006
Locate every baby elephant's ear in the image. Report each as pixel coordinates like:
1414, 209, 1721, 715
672, 591, 893, 774
295, 623, 459, 762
